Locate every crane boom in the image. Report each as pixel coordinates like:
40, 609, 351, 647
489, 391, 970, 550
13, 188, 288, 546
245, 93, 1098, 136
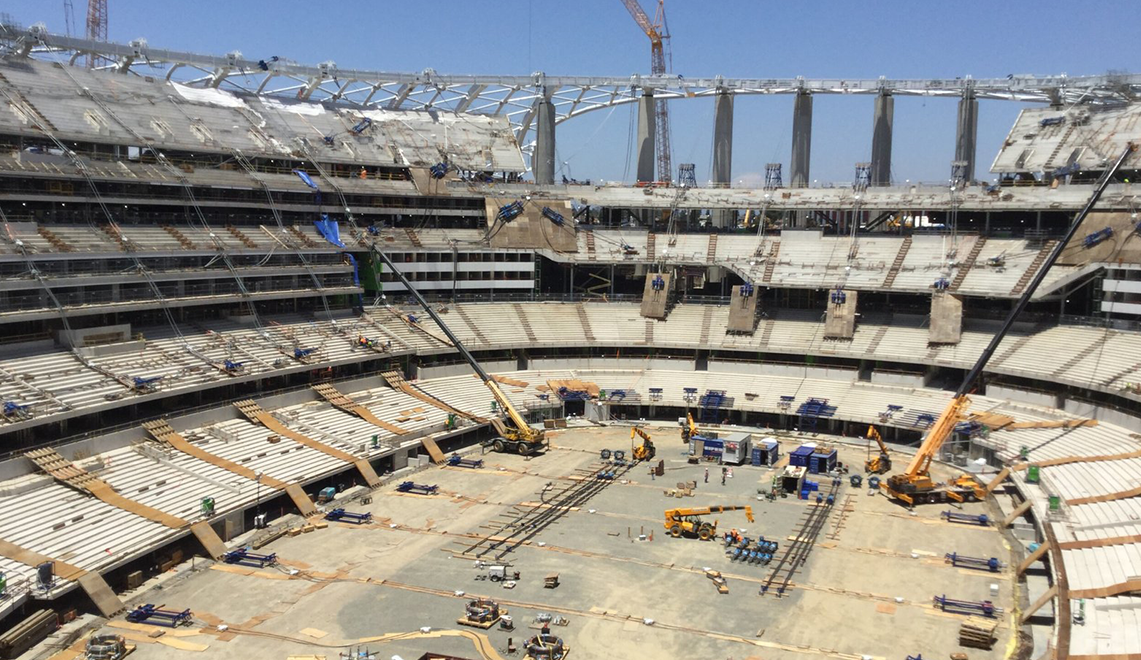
368, 246, 542, 447
620, 0, 673, 182
885, 142, 1136, 503
620, 0, 660, 43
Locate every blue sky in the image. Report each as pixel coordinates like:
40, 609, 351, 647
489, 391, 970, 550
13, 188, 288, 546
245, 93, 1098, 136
7, 1, 1137, 185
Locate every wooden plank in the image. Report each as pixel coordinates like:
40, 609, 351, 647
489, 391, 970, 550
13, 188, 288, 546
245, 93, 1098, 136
153, 428, 287, 489
1002, 499, 1033, 527
77, 571, 125, 617
86, 481, 188, 530
1020, 584, 1058, 623
1017, 542, 1050, 575
252, 409, 380, 487
984, 466, 1012, 494
284, 484, 317, 517
0, 539, 86, 580
1059, 534, 1141, 550
352, 406, 410, 436
190, 521, 227, 560
1069, 579, 1141, 600
419, 436, 446, 464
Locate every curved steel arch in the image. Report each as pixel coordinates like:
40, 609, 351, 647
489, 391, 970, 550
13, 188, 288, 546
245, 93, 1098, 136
3, 22, 1139, 153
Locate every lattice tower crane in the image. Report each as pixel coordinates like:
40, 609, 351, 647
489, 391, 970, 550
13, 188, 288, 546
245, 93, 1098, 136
85, 0, 107, 68
620, 0, 673, 184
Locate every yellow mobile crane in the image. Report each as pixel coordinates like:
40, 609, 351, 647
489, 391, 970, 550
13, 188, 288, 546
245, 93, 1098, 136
882, 143, 1136, 505
631, 426, 656, 461
864, 425, 891, 474
369, 247, 546, 456
664, 505, 754, 540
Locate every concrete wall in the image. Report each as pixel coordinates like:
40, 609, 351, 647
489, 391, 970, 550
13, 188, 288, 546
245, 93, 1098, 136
871, 370, 926, 387
709, 361, 856, 381
985, 384, 1060, 409
532, 357, 694, 371
1063, 398, 1141, 433
418, 360, 517, 380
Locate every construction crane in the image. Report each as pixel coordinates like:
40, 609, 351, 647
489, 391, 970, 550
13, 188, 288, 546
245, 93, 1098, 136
664, 505, 754, 540
679, 411, 700, 442
620, 0, 673, 184
630, 426, 656, 461
864, 425, 891, 474
882, 142, 1136, 505
368, 246, 546, 456
85, 0, 108, 69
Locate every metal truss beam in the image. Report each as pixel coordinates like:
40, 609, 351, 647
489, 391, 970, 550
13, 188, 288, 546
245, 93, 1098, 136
4, 23, 1140, 149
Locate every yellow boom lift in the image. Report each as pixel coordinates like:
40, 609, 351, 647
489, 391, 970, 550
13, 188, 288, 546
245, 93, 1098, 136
664, 505, 754, 540
369, 247, 546, 456
631, 427, 656, 461
864, 425, 891, 474
882, 143, 1136, 505
680, 411, 700, 442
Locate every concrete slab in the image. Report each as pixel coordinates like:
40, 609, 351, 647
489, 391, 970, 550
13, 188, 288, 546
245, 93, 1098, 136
824, 289, 857, 339
640, 272, 673, 319
929, 293, 963, 344
484, 199, 577, 252
726, 285, 760, 334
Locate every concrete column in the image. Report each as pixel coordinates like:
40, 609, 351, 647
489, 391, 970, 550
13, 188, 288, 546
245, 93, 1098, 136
532, 98, 556, 185
635, 90, 656, 183
870, 92, 893, 186
790, 91, 813, 188
711, 92, 733, 187
955, 92, 978, 184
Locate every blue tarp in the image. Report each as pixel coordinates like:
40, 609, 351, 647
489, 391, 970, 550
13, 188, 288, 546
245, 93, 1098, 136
314, 215, 345, 248
293, 169, 319, 190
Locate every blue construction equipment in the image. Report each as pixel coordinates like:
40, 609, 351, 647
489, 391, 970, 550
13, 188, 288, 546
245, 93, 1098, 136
350, 117, 373, 134
651, 275, 666, 291
446, 454, 484, 469
941, 510, 990, 526
223, 548, 278, 568
945, 552, 1003, 572
1039, 116, 1065, 127
293, 347, 316, 360
699, 390, 727, 424
429, 162, 449, 179
325, 508, 373, 525
916, 413, 936, 428
132, 376, 162, 392
317, 486, 337, 503
933, 277, 950, 291
223, 359, 243, 374
850, 474, 863, 488
868, 476, 882, 489
396, 481, 439, 495
740, 283, 755, 297
126, 604, 192, 628
367, 225, 380, 236
407, 313, 419, 324
541, 206, 566, 226
2, 401, 31, 420
796, 398, 836, 433
496, 201, 525, 222
830, 287, 846, 304
1083, 227, 1114, 248
1053, 162, 1081, 178
932, 594, 1002, 617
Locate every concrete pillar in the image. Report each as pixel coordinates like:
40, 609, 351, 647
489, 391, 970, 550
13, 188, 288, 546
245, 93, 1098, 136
790, 91, 813, 188
870, 92, 893, 186
532, 98, 556, 185
955, 92, 978, 184
636, 90, 656, 183
711, 92, 733, 187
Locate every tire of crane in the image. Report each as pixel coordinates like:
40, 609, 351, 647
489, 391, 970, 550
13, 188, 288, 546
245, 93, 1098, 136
600, 449, 611, 460
493, 439, 505, 453
669, 525, 682, 538
518, 443, 533, 456
698, 524, 714, 541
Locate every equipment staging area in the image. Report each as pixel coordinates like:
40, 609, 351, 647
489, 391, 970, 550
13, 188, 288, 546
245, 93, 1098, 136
77, 426, 1016, 660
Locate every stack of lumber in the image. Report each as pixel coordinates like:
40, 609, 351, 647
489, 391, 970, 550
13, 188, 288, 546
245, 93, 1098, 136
959, 616, 998, 649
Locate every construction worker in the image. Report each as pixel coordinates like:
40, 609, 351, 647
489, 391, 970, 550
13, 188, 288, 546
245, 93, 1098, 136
359, 167, 368, 179
704, 467, 709, 483
721, 467, 727, 486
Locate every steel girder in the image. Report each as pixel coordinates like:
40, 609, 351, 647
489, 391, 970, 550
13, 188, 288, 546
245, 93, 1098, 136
3, 23, 1140, 152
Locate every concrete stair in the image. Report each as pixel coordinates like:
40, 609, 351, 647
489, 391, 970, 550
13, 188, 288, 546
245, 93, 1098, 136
1010, 240, 1057, 296
948, 237, 986, 291
882, 237, 912, 288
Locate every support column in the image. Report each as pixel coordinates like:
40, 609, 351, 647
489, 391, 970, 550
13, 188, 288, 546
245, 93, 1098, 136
790, 91, 813, 188
636, 90, 656, 183
712, 91, 735, 227
870, 92, 893, 186
955, 92, 978, 184
533, 98, 556, 185
711, 92, 733, 186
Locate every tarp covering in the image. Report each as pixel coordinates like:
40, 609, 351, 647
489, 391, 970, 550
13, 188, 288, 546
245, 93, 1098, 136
315, 215, 345, 248
293, 169, 319, 190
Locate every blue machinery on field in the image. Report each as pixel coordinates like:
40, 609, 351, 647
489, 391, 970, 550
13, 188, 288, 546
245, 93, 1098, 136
126, 604, 192, 628
325, 508, 374, 525
223, 548, 278, 568
932, 594, 1003, 618
944, 552, 1003, 572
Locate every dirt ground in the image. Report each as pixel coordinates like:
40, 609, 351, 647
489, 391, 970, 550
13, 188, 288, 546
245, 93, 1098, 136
86, 425, 1020, 660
